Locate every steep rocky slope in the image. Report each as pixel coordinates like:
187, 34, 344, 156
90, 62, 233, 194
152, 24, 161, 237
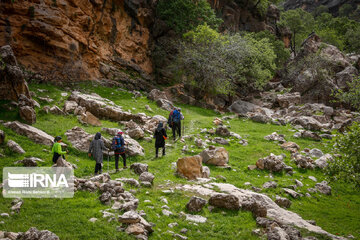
0, 0, 155, 82
284, 0, 360, 15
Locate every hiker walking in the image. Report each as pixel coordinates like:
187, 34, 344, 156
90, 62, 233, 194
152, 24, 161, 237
88, 132, 105, 175
52, 136, 67, 164
171, 108, 182, 140
112, 131, 127, 172
167, 107, 175, 131
154, 122, 167, 158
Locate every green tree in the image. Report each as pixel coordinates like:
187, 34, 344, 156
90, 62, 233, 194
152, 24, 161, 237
345, 26, 360, 53
313, 5, 329, 18
174, 24, 276, 96
339, 4, 353, 17
327, 122, 360, 188
156, 0, 222, 34
250, 30, 290, 69
278, 8, 314, 56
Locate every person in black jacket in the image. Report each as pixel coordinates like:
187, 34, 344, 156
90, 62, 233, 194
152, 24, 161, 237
153, 122, 167, 158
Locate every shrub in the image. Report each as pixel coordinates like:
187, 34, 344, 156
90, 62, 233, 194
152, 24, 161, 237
327, 122, 360, 188
156, 0, 222, 34
335, 76, 360, 110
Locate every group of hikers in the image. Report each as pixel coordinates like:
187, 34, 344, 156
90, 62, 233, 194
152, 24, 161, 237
52, 107, 184, 175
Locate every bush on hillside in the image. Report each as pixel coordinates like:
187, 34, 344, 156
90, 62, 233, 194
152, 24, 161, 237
156, 0, 222, 34
172, 24, 276, 96
327, 122, 360, 188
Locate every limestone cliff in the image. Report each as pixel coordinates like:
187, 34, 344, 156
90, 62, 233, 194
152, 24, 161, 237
0, 0, 155, 82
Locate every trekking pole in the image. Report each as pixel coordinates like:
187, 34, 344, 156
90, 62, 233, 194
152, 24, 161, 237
107, 149, 110, 173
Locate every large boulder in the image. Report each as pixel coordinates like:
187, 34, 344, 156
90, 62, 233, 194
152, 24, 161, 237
19, 106, 36, 124
69, 91, 145, 123
315, 154, 333, 169
15, 157, 44, 167
130, 163, 148, 175
18, 227, 59, 240
186, 196, 207, 212
256, 154, 286, 172
3, 121, 62, 146
63, 100, 78, 114
176, 155, 209, 180
208, 193, 240, 210
280, 34, 357, 106
156, 98, 174, 111
65, 127, 95, 152
290, 116, 328, 131
7, 140, 25, 154
148, 89, 168, 101
78, 111, 102, 126
228, 100, 259, 116
200, 147, 229, 166
0, 45, 31, 101
126, 127, 144, 140
276, 92, 301, 108
315, 181, 331, 195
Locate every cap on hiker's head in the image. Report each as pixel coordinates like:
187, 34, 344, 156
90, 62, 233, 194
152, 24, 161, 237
177, 107, 181, 111
118, 131, 123, 135
54, 136, 62, 142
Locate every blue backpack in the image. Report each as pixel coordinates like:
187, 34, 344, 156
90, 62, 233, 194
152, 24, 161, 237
112, 136, 124, 152
172, 110, 181, 123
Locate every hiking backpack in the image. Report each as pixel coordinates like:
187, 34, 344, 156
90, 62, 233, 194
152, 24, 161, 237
112, 136, 123, 151
172, 110, 181, 123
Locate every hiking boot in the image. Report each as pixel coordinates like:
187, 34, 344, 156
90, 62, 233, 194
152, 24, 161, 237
123, 166, 127, 169
115, 169, 119, 173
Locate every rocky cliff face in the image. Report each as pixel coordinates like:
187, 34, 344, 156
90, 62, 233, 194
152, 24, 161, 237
284, 0, 360, 15
0, 0, 155, 82
208, 0, 280, 33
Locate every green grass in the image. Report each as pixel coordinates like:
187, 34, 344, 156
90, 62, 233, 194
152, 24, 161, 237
0, 82, 359, 240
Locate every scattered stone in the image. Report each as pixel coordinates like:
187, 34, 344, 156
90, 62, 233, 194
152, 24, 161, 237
11, 200, 23, 213
7, 140, 25, 154
277, 92, 301, 108
308, 176, 317, 182
168, 222, 178, 228
182, 212, 207, 223
125, 223, 145, 235
209, 194, 240, 210
213, 137, 229, 145
89, 218, 97, 223
292, 153, 315, 169
0, 213, 9, 218
186, 196, 207, 213
174, 233, 188, 240
315, 181, 331, 195
248, 165, 257, 171
139, 172, 155, 184
256, 154, 286, 172
213, 117, 223, 126
19, 227, 60, 240
118, 211, 141, 224
130, 163, 148, 175
264, 132, 286, 143
162, 209, 173, 216
310, 148, 324, 158
281, 142, 300, 153
116, 178, 140, 187
295, 180, 303, 188
315, 154, 333, 169
300, 130, 322, 141
15, 157, 44, 167
249, 113, 271, 124
215, 126, 230, 137
180, 228, 188, 234
19, 105, 36, 124
275, 196, 292, 208
50, 105, 65, 115
200, 147, 229, 166
63, 101, 78, 114
262, 181, 277, 189
283, 188, 300, 198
